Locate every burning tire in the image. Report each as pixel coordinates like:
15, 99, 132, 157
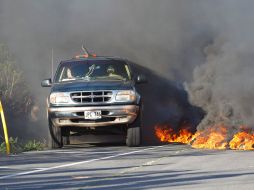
48, 118, 63, 149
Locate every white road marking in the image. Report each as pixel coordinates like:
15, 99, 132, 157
34, 168, 48, 170
0, 166, 9, 169
118, 147, 189, 175
143, 160, 156, 166
119, 154, 166, 174
0, 145, 165, 180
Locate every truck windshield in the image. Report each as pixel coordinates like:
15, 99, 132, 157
54, 60, 132, 83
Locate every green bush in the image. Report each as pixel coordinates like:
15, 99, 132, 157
0, 137, 23, 154
0, 137, 45, 154
23, 139, 45, 151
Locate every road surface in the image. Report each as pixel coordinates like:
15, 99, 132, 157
1, 143, 254, 190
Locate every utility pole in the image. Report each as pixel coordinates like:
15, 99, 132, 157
0, 101, 10, 155
51, 48, 54, 80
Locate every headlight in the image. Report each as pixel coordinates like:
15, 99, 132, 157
49, 92, 71, 104
115, 90, 136, 102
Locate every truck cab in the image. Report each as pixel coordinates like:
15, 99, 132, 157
41, 55, 147, 148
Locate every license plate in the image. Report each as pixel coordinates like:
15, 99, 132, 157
84, 111, 102, 120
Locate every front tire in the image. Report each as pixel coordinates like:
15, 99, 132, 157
126, 126, 141, 147
126, 108, 142, 147
48, 119, 63, 149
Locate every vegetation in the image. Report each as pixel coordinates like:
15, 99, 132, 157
0, 43, 44, 155
0, 137, 22, 154
23, 139, 45, 151
0, 137, 46, 154
0, 43, 32, 114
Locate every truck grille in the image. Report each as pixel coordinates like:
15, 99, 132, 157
70, 91, 113, 103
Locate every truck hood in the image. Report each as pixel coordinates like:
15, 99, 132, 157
51, 80, 134, 92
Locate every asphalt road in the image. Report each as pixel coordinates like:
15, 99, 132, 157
1, 143, 254, 190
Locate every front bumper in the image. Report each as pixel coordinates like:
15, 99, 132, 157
48, 105, 139, 127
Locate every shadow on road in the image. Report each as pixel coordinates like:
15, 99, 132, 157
2, 168, 254, 190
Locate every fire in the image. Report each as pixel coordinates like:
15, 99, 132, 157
191, 125, 228, 150
154, 123, 193, 144
155, 123, 254, 150
229, 131, 254, 150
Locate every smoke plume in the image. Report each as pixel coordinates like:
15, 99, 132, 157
186, 37, 254, 131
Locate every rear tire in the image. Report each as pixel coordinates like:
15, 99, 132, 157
48, 119, 63, 149
62, 127, 70, 145
62, 136, 70, 145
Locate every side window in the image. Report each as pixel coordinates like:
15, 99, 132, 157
60, 67, 67, 81
54, 65, 65, 82
55, 66, 74, 82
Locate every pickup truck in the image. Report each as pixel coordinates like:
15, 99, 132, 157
41, 55, 147, 148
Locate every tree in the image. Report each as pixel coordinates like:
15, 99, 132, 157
0, 43, 32, 115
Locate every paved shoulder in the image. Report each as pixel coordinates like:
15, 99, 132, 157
1, 145, 254, 190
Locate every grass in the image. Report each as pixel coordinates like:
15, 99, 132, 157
23, 139, 45, 151
0, 137, 46, 154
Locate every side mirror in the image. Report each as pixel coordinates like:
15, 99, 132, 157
135, 74, 147, 84
41, 78, 52, 87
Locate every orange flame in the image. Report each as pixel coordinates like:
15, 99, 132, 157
155, 123, 254, 150
154, 123, 193, 144
229, 131, 254, 150
191, 125, 228, 150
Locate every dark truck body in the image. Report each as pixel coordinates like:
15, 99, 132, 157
42, 56, 146, 148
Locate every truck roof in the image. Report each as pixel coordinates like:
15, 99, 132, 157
61, 56, 126, 64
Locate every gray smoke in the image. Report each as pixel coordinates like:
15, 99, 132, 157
186, 37, 254, 131
0, 0, 213, 84
185, 1, 254, 131
1, 0, 254, 142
